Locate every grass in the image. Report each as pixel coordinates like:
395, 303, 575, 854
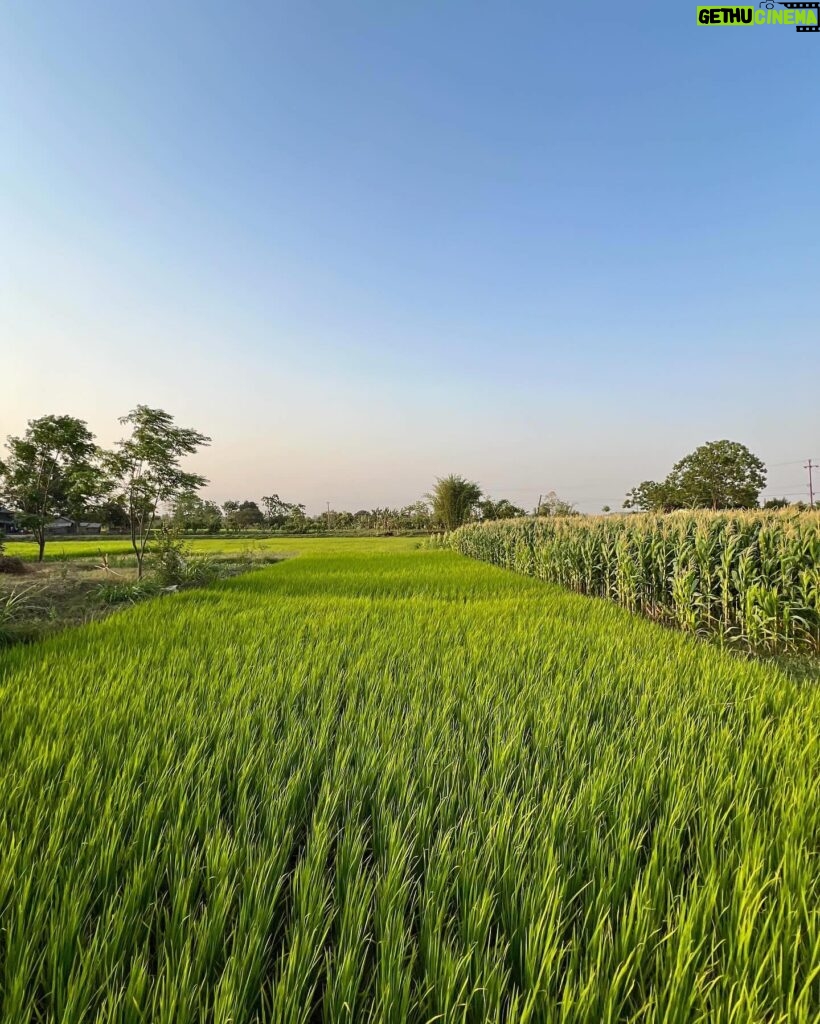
0, 539, 817, 1021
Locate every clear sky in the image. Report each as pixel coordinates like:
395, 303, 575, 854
2, 2, 818, 513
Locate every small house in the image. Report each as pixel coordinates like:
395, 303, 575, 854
0, 506, 21, 534
44, 518, 102, 536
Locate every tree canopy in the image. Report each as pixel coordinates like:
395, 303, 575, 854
106, 406, 210, 577
478, 497, 527, 521
624, 440, 767, 511
0, 415, 103, 560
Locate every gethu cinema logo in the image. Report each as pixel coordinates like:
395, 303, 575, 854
697, 2, 820, 29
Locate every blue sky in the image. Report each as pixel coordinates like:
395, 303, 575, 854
1, 1, 818, 512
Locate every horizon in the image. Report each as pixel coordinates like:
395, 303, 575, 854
2, 2, 818, 513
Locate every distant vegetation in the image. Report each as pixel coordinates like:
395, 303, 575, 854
3, 410, 813, 555
443, 510, 820, 654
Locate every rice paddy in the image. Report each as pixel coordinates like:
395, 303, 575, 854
0, 539, 817, 1022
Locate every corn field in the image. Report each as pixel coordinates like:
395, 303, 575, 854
443, 511, 820, 654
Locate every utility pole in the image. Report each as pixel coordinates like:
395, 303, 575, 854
535, 494, 543, 517
326, 501, 331, 532
806, 460, 816, 509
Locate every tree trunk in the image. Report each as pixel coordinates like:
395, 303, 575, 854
38, 534, 45, 562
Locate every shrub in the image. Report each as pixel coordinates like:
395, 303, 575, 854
149, 523, 190, 586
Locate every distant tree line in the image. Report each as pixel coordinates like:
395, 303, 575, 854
168, 490, 543, 535
0, 411, 563, 558
2, 415, 804, 565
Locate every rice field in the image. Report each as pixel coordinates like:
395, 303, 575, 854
444, 511, 820, 654
0, 539, 817, 1022
5, 536, 298, 563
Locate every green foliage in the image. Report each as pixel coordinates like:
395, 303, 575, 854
625, 440, 767, 510
477, 497, 527, 520
150, 523, 191, 586
428, 474, 482, 531
95, 579, 161, 605
623, 479, 678, 512
234, 500, 264, 529
261, 494, 307, 528
0, 540, 816, 1019
105, 406, 211, 577
171, 492, 223, 533
447, 510, 820, 653
223, 500, 266, 531
0, 414, 104, 560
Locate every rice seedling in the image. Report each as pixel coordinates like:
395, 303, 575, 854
443, 510, 820, 654
0, 539, 816, 1021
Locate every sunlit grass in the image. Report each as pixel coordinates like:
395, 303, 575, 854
0, 540, 816, 1021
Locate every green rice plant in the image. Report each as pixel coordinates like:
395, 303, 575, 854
95, 579, 161, 605
0, 538, 817, 1020
445, 511, 820, 654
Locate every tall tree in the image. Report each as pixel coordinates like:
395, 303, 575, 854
428, 474, 482, 531
106, 406, 210, 578
669, 440, 766, 509
0, 415, 101, 561
624, 440, 766, 511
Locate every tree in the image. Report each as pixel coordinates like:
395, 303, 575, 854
669, 440, 766, 509
0, 415, 102, 561
105, 406, 210, 578
95, 497, 130, 532
234, 500, 264, 529
262, 494, 306, 529
222, 500, 241, 531
624, 441, 766, 512
536, 491, 578, 517
623, 480, 677, 512
478, 497, 527, 521
399, 501, 433, 531
262, 494, 287, 527
428, 474, 482, 531
171, 493, 223, 533
763, 497, 791, 510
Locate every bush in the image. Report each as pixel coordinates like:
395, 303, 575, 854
149, 524, 190, 586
